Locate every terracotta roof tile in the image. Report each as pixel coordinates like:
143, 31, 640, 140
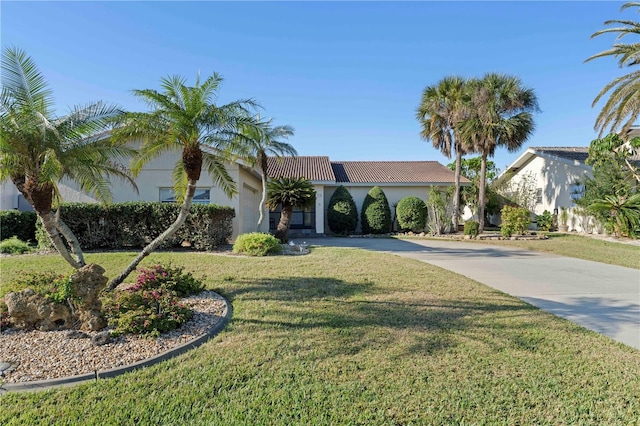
332, 161, 470, 184
266, 156, 335, 181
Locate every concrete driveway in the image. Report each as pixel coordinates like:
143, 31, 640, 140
305, 237, 640, 350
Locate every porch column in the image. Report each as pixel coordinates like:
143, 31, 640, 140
314, 185, 324, 235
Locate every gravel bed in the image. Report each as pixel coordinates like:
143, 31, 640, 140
0, 290, 226, 383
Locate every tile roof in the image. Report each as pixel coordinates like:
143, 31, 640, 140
530, 147, 590, 164
266, 156, 335, 181
333, 161, 469, 184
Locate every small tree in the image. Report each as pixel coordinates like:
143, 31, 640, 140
396, 196, 427, 232
361, 186, 391, 234
327, 185, 358, 235
426, 187, 453, 235
266, 178, 316, 243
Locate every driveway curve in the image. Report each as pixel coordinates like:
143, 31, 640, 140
306, 237, 640, 350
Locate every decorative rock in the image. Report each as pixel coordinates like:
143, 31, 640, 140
4, 289, 73, 331
70, 264, 109, 331
66, 330, 89, 339
92, 331, 112, 346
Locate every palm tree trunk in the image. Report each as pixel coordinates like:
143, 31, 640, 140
478, 152, 488, 233
107, 180, 197, 290
52, 212, 86, 266
257, 160, 268, 232
39, 213, 84, 269
452, 148, 463, 231
275, 204, 292, 243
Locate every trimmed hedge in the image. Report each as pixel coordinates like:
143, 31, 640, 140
0, 210, 37, 242
36, 202, 234, 251
233, 232, 282, 256
361, 186, 391, 235
327, 185, 358, 235
396, 196, 427, 232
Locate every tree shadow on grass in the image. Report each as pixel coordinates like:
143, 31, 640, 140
215, 276, 562, 359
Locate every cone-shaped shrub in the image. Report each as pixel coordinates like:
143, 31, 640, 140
327, 185, 358, 235
396, 196, 427, 232
361, 186, 391, 234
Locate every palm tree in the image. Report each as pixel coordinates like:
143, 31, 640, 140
416, 76, 470, 231
265, 177, 316, 243
586, 2, 640, 136
0, 47, 135, 269
232, 116, 296, 231
590, 193, 640, 238
459, 73, 539, 232
107, 73, 256, 289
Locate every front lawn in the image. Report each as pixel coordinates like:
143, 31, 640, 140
1, 249, 639, 424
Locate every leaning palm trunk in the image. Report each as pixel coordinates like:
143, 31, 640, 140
39, 213, 84, 269
107, 181, 197, 290
52, 212, 86, 266
275, 205, 293, 243
257, 163, 268, 231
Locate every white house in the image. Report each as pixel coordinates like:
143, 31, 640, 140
1, 149, 468, 239
267, 156, 470, 236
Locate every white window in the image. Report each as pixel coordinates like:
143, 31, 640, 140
159, 188, 211, 204
536, 188, 543, 205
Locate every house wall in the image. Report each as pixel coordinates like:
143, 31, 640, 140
506, 156, 591, 231
323, 184, 451, 233
0, 148, 263, 240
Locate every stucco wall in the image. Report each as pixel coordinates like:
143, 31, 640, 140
506, 155, 592, 231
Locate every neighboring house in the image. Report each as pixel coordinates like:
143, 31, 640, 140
496, 147, 592, 230
267, 156, 470, 237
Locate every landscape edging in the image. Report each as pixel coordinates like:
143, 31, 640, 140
0, 295, 232, 393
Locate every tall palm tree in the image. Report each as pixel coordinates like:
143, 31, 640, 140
107, 73, 256, 289
265, 177, 316, 243
459, 73, 539, 232
586, 2, 640, 136
232, 116, 296, 231
0, 47, 135, 269
416, 76, 470, 231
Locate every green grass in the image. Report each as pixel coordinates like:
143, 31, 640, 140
1, 249, 639, 424
401, 233, 640, 270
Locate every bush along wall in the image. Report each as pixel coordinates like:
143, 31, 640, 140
327, 185, 358, 235
361, 186, 391, 234
0, 210, 37, 242
36, 202, 234, 251
396, 196, 427, 232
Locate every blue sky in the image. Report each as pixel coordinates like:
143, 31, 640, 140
1, 1, 631, 171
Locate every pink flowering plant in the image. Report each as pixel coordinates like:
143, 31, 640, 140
102, 263, 202, 336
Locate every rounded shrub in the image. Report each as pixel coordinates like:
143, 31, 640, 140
463, 221, 480, 237
0, 236, 32, 254
501, 205, 531, 237
233, 232, 283, 256
396, 196, 427, 232
361, 186, 391, 234
327, 185, 358, 235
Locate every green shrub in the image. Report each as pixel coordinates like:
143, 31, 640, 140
396, 196, 427, 232
501, 205, 531, 237
103, 287, 193, 337
361, 186, 391, 234
536, 210, 553, 232
0, 210, 37, 242
0, 236, 32, 254
7, 271, 76, 304
463, 221, 480, 237
36, 202, 234, 251
233, 232, 282, 256
327, 186, 358, 235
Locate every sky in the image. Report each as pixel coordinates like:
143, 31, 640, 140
1, 1, 632, 172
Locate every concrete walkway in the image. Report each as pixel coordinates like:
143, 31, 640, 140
305, 237, 640, 350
